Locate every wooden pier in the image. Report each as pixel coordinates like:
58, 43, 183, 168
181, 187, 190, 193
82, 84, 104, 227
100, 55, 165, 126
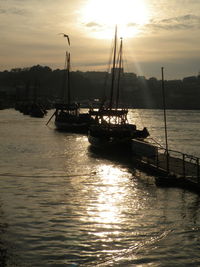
131, 139, 200, 193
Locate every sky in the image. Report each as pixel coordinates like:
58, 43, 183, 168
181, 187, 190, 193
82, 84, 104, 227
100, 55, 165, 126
0, 0, 200, 80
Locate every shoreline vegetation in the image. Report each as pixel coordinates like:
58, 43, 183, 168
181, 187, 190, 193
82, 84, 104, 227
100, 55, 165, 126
0, 65, 200, 110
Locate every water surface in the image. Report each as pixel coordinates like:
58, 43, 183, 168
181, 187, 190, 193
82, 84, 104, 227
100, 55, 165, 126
0, 109, 200, 266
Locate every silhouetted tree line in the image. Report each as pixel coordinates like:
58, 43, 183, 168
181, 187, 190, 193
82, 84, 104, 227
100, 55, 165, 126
0, 64, 200, 109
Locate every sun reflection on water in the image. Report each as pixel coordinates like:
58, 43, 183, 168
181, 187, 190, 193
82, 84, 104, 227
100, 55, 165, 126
84, 164, 132, 228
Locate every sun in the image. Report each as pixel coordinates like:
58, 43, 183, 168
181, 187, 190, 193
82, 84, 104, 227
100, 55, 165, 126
80, 0, 149, 39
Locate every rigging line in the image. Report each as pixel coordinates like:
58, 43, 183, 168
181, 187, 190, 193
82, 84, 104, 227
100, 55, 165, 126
148, 137, 164, 149
0, 173, 96, 178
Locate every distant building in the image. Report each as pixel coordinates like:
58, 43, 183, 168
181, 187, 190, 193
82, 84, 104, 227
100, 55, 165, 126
183, 76, 197, 83
111, 67, 124, 75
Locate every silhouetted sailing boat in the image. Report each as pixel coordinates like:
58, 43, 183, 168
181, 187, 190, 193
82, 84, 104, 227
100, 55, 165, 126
46, 36, 94, 132
29, 80, 47, 118
88, 27, 149, 150
15, 81, 46, 117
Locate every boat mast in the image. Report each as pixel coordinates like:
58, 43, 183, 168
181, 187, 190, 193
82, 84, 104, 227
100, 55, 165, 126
62, 51, 71, 105
116, 37, 123, 109
61, 34, 70, 105
109, 26, 117, 110
67, 53, 71, 105
62, 51, 68, 104
161, 67, 169, 171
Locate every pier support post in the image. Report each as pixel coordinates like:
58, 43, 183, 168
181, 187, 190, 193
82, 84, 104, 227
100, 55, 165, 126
166, 152, 169, 173
156, 151, 159, 169
182, 154, 186, 178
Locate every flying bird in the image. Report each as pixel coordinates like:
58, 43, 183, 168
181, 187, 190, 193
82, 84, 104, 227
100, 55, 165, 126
59, 33, 70, 46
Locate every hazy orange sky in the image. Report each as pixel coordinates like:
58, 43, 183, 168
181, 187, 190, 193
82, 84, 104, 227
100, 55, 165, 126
0, 0, 200, 79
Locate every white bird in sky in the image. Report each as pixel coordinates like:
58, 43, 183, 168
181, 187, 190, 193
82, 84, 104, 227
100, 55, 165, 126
58, 33, 70, 46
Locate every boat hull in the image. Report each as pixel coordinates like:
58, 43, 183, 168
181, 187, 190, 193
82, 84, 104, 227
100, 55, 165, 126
55, 120, 89, 133
88, 123, 149, 152
88, 133, 132, 152
54, 109, 95, 133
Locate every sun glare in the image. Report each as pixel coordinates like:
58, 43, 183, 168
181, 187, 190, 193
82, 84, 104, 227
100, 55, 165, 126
81, 0, 149, 39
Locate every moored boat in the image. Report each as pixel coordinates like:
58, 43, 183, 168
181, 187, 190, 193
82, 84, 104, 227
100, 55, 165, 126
88, 27, 149, 151
46, 35, 95, 132
29, 102, 46, 118
54, 102, 93, 133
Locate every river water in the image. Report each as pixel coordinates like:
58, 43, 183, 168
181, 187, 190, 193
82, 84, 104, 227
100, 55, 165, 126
0, 108, 200, 267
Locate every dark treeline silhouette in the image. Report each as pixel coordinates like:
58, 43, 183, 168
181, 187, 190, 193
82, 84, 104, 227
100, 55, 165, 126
0, 64, 200, 109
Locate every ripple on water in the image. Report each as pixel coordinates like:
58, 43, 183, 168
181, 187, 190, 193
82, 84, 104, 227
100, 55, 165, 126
0, 109, 200, 266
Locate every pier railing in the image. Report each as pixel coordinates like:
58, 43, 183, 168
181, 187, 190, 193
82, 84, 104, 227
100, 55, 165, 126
155, 148, 200, 183
132, 138, 200, 184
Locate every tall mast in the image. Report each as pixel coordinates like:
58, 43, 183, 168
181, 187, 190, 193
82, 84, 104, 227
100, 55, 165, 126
62, 51, 71, 105
161, 67, 169, 171
109, 26, 117, 109
67, 53, 71, 105
61, 34, 70, 105
62, 51, 68, 104
116, 37, 123, 109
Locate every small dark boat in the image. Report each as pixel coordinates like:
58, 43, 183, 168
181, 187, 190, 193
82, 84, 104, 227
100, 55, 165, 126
29, 102, 46, 118
46, 36, 94, 132
54, 102, 93, 133
15, 82, 47, 118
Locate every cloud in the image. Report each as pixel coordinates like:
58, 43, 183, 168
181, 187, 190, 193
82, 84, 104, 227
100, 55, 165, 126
0, 9, 6, 14
127, 23, 138, 28
146, 14, 200, 32
85, 22, 103, 28
0, 7, 27, 16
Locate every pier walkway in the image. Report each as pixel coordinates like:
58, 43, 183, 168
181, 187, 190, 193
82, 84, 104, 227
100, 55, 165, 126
131, 138, 200, 193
